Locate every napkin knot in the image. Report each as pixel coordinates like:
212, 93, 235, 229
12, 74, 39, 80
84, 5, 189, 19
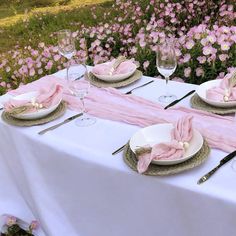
223, 88, 230, 102
31, 98, 43, 109
178, 141, 190, 149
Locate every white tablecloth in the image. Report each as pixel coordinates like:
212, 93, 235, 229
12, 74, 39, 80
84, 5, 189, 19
0, 67, 236, 236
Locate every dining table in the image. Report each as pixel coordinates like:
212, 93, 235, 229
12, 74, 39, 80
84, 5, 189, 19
0, 65, 236, 236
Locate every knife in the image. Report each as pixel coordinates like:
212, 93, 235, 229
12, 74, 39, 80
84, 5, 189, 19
164, 90, 195, 110
112, 144, 126, 155
125, 80, 154, 94
38, 113, 83, 135
197, 150, 236, 184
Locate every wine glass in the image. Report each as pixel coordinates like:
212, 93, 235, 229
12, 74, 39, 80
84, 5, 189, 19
57, 29, 76, 81
156, 40, 177, 103
68, 64, 96, 127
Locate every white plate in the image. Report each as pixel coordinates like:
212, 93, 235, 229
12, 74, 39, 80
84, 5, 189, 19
91, 62, 136, 82
196, 80, 236, 108
129, 123, 203, 165
9, 91, 61, 120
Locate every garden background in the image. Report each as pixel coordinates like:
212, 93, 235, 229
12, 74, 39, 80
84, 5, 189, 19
0, 0, 235, 95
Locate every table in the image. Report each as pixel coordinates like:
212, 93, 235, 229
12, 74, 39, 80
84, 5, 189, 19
0, 67, 236, 236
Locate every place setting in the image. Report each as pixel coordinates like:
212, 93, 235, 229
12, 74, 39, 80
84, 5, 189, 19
1, 84, 67, 127
191, 70, 236, 115
0, 30, 97, 130
113, 115, 210, 176
87, 56, 143, 88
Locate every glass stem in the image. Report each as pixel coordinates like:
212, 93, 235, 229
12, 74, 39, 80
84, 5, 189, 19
66, 59, 70, 81
80, 97, 85, 115
66, 65, 69, 81
165, 76, 170, 96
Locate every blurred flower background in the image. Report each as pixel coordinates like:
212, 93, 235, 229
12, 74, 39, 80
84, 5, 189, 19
0, 0, 235, 94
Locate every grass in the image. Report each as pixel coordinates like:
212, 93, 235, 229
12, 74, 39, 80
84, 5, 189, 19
0, 0, 111, 53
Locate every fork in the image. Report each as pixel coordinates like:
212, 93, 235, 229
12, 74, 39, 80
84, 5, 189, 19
125, 80, 154, 95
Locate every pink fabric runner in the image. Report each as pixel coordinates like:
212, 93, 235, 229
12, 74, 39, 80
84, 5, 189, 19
9, 75, 236, 153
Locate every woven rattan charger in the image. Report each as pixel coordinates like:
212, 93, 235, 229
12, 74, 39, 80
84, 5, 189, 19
87, 70, 143, 88
123, 140, 210, 176
191, 94, 236, 115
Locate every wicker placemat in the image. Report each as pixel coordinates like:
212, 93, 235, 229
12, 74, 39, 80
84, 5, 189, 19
1, 101, 67, 127
87, 70, 143, 88
190, 94, 236, 115
123, 140, 210, 176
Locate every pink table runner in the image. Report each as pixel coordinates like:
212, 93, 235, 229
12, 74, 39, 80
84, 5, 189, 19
10, 75, 236, 153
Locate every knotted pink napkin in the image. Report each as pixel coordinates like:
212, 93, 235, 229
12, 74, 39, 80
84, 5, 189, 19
137, 115, 193, 174
4, 84, 63, 114
206, 73, 236, 102
92, 60, 136, 75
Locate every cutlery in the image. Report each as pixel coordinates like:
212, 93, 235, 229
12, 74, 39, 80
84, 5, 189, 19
164, 90, 195, 110
38, 113, 83, 135
197, 150, 236, 185
125, 80, 154, 95
75, 74, 85, 81
112, 144, 126, 155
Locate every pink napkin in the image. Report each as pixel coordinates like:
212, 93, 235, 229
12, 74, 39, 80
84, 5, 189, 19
137, 116, 193, 174
206, 73, 236, 102
4, 84, 63, 114
92, 60, 136, 75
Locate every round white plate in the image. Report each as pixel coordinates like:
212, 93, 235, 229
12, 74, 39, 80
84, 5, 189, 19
196, 80, 236, 108
129, 123, 203, 165
91, 61, 136, 82
9, 91, 61, 120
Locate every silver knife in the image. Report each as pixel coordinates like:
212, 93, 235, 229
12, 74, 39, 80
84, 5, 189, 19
197, 150, 236, 184
38, 113, 83, 135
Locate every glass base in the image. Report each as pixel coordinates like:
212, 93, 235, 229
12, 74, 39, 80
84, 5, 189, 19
158, 94, 177, 103
75, 114, 96, 127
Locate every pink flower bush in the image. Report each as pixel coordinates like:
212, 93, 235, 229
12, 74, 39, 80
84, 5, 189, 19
1, 215, 39, 236
0, 0, 235, 94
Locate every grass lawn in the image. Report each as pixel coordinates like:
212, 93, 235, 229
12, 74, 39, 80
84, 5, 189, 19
0, 0, 111, 53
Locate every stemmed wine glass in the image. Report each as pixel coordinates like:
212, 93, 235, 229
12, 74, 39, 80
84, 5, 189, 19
156, 40, 177, 103
57, 29, 76, 81
68, 64, 96, 127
